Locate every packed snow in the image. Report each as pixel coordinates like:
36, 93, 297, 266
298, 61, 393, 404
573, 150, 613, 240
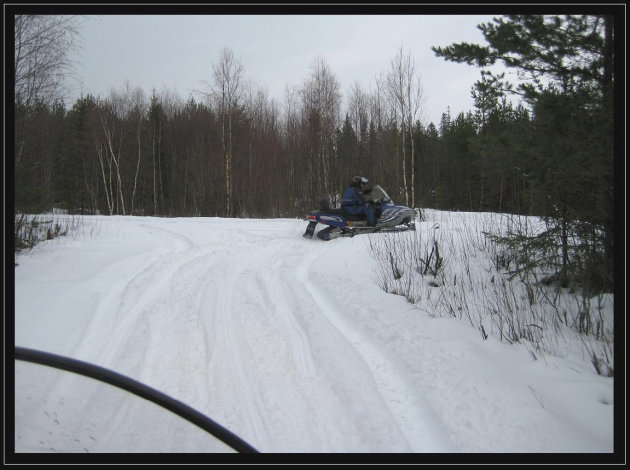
13, 212, 614, 455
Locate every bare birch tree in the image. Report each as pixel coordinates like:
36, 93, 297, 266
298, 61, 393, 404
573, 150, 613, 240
97, 106, 126, 215
386, 47, 424, 207
14, 15, 81, 107
14, 15, 81, 168
301, 57, 341, 201
282, 85, 297, 196
209, 47, 244, 217
93, 110, 115, 215
122, 84, 147, 216
347, 82, 370, 139
148, 91, 163, 216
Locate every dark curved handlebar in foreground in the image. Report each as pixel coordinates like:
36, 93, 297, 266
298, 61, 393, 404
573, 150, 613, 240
14, 346, 259, 453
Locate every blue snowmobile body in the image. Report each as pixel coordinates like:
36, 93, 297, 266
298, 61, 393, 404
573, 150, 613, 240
303, 185, 417, 240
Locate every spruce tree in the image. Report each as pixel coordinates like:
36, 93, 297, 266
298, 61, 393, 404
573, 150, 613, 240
433, 14, 615, 293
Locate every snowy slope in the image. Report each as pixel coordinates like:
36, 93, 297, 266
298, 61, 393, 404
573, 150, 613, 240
13, 215, 614, 454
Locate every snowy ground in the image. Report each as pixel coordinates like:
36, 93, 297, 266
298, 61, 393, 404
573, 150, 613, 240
12, 214, 615, 457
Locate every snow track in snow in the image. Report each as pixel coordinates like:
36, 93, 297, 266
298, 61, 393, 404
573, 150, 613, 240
29, 217, 441, 452
64, 218, 442, 452
14, 216, 615, 454
295, 258, 453, 452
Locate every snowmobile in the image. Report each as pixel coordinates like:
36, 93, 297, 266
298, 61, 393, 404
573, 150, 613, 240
303, 185, 418, 240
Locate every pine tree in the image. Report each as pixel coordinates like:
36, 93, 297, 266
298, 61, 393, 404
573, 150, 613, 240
433, 14, 615, 293
55, 96, 95, 213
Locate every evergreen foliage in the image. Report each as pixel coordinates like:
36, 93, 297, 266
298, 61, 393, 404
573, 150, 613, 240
433, 14, 615, 294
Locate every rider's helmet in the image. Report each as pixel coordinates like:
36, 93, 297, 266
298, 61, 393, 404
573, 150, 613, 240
352, 176, 369, 189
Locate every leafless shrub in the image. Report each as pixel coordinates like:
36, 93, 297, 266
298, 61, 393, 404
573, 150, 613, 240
367, 209, 614, 376
15, 212, 85, 254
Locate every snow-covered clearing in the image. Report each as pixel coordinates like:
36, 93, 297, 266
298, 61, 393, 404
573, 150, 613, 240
13, 213, 615, 457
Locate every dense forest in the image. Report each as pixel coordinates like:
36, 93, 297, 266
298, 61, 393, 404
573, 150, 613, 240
13, 14, 617, 293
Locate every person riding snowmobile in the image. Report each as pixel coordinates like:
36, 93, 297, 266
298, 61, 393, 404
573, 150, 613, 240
341, 176, 377, 226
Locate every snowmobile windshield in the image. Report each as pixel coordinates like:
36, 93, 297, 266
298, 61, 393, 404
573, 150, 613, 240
369, 185, 393, 204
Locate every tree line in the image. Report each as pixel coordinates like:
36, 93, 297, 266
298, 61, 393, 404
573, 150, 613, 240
14, 14, 616, 293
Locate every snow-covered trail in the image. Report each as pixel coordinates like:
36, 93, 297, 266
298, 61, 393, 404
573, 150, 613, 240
14, 216, 449, 453
14, 215, 614, 455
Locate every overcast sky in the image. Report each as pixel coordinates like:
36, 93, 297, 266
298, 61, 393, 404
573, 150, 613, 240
66, 14, 510, 126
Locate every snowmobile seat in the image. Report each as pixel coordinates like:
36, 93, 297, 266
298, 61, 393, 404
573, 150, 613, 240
317, 199, 365, 221
326, 207, 366, 221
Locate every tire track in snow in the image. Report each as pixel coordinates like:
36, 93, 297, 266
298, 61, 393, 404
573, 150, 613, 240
69, 223, 195, 370
94, 246, 235, 452
204, 246, 272, 451
295, 252, 455, 453
260, 248, 411, 452
29, 223, 208, 452
57, 223, 241, 452
69, 222, 276, 451
248, 249, 352, 451
206, 239, 374, 452
199, 236, 399, 452
31, 218, 449, 452
262, 252, 319, 380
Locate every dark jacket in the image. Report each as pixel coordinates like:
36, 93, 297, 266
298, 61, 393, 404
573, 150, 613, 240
341, 184, 376, 225
341, 185, 367, 209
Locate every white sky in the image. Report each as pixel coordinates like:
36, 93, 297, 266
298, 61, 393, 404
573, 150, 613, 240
67, 14, 511, 126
